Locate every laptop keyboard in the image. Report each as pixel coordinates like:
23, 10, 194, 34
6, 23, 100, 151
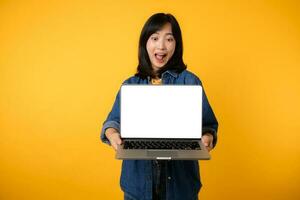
123, 140, 201, 150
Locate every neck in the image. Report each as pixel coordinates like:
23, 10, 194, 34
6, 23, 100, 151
151, 70, 160, 79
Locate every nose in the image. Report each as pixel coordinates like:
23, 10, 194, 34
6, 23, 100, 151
157, 38, 166, 50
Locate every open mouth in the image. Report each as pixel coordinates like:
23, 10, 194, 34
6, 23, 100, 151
154, 53, 167, 62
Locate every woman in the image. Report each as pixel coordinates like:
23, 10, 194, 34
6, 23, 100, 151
100, 13, 218, 200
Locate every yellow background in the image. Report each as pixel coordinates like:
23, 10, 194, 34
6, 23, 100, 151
1, 0, 299, 199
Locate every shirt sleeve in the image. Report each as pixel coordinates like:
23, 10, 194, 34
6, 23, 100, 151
190, 75, 219, 148
202, 89, 219, 148
100, 88, 121, 145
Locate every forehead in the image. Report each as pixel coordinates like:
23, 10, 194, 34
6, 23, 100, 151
153, 23, 173, 35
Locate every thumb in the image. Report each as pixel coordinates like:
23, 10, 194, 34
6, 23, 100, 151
111, 137, 122, 151
116, 137, 122, 145
202, 137, 210, 147
111, 139, 120, 151
202, 138, 207, 145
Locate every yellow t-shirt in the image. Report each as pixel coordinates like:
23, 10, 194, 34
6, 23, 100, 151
151, 78, 162, 85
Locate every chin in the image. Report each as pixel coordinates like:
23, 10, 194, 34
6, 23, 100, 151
154, 63, 166, 69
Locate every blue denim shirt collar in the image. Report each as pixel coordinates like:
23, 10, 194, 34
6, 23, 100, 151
147, 70, 179, 82
162, 70, 179, 78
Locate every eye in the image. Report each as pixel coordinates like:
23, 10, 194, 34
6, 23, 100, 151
167, 37, 174, 42
151, 36, 158, 41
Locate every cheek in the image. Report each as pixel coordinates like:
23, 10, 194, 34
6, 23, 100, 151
146, 43, 153, 57
168, 44, 176, 57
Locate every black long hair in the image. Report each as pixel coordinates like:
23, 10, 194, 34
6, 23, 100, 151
135, 13, 187, 79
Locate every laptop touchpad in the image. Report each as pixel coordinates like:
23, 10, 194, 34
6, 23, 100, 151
147, 150, 178, 157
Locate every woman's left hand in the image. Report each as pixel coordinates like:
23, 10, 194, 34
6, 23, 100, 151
202, 133, 214, 152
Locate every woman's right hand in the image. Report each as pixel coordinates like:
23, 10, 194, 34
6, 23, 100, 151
105, 128, 122, 151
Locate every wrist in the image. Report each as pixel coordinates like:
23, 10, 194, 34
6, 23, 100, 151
202, 128, 218, 148
203, 132, 213, 138
105, 128, 118, 139
203, 132, 214, 145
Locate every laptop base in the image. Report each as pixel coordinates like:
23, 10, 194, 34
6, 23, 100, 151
116, 139, 210, 160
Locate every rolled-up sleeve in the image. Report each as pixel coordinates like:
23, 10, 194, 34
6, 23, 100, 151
202, 89, 219, 147
191, 76, 219, 147
100, 89, 121, 145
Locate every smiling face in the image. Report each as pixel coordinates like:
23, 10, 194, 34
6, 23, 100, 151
146, 23, 176, 73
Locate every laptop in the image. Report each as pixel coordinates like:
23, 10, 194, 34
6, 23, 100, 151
116, 85, 210, 160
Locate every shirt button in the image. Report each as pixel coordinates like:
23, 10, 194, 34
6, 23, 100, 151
168, 176, 171, 180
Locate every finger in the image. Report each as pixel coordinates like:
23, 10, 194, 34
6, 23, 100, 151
204, 142, 211, 150
111, 141, 118, 151
116, 137, 122, 145
202, 135, 212, 146
109, 133, 121, 149
207, 142, 213, 149
206, 146, 212, 152
202, 138, 209, 147
204, 142, 209, 147
202, 138, 212, 152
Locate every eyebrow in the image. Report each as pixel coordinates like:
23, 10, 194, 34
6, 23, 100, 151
153, 32, 174, 36
165, 33, 173, 36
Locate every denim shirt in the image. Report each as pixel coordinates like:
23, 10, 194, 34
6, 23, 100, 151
100, 69, 218, 200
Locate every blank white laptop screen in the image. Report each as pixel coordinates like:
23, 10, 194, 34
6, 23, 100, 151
120, 85, 202, 139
